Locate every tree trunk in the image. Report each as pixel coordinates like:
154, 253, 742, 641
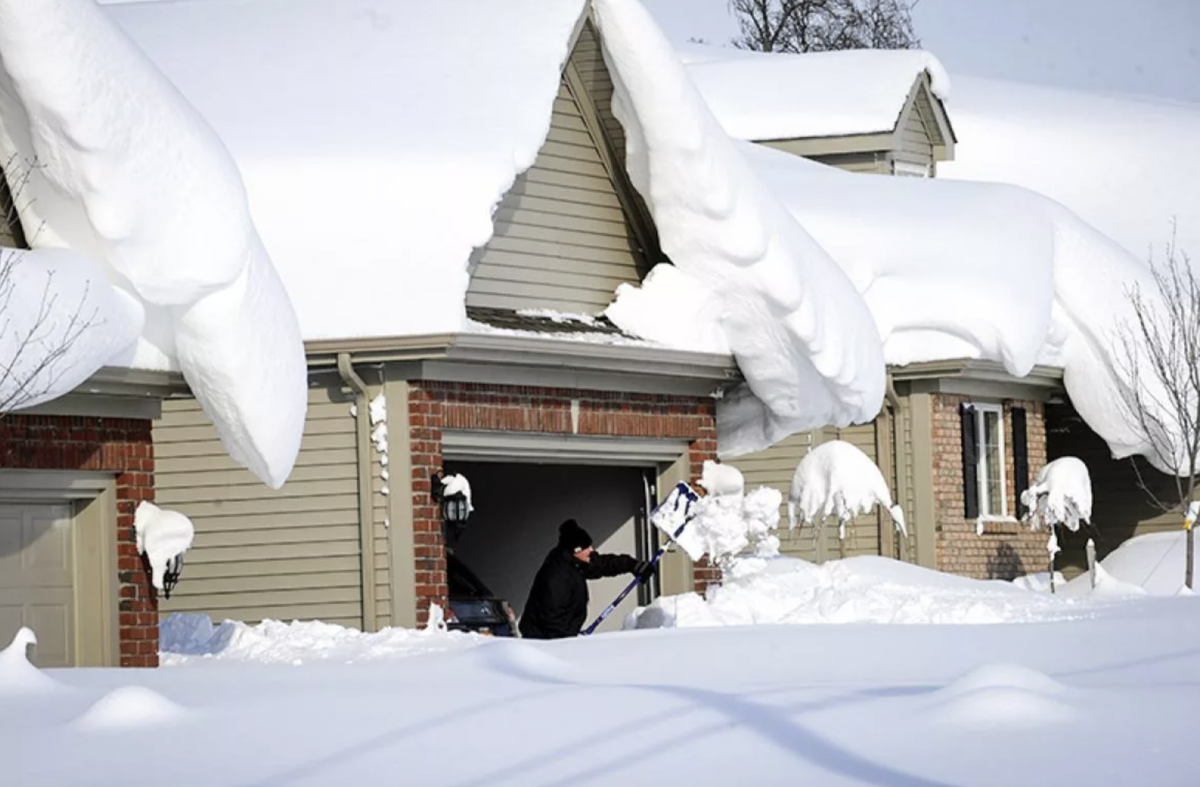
1188, 526, 1195, 590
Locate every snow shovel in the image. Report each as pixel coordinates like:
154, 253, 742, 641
581, 482, 699, 636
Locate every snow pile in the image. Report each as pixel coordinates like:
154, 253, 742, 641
0, 628, 59, 695
133, 502, 194, 594
626, 555, 1105, 629
73, 686, 187, 731
106, 0, 586, 341
679, 43, 950, 140
595, 0, 886, 456
939, 76, 1200, 263
603, 264, 730, 354
1020, 457, 1093, 532
0, 0, 306, 487
651, 465, 782, 562
1099, 530, 1197, 596
928, 663, 1075, 727
159, 612, 483, 666
787, 440, 906, 538
0, 248, 140, 410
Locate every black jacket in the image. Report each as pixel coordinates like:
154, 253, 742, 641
519, 548, 639, 639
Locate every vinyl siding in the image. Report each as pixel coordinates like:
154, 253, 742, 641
154, 372, 390, 628
738, 424, 883, 562
808, 151, 891, 174
893, 90, 936, 170
465, 60, 644, 314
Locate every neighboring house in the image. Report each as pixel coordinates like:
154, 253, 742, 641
0, 181, 181, 668
686, 47, 1070, 581
139, 8, 738, 635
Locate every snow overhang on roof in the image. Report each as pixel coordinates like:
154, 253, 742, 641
679, 44, 954, 152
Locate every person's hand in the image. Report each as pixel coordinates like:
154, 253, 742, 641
634, 560, 656, 581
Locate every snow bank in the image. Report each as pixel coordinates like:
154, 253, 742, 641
0, 0, 306, 487
159, 613, 484, 666
1100, 530, 1196, 596
680, 44, 950, 140
626, 555, 1106, 629
106, 0, 586, 341
133, 502, 194, 594
787, 440, 905, 537
940, 76, 1200, 264
0, 628, 59, 695
594, 0, 886, 457
1020, 456, 1092, 532
0, 247, 140, 409
928, 663, 1075, 727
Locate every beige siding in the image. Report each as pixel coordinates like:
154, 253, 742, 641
738, 424, 883, 563
570, 21, 627, 174
155, 372, 390, 628
893, 95, 935, 170
466, 74, 644, 314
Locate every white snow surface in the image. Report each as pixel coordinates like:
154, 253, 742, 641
679, 43, 950, 140
595, 0, 887, 456
133, 502, 194, 593
0, 247, 141, 409
0, 0, 306, 487
787, 440, 906, 537
8, 565, 1200, 784
940, 76, 1200, 264
651, 477, 781, 563
73, 686, 187, 731
603, 263, 731, 354
1020, 456, 1093, 533
159, 612, 483, 666
104, 0, 586, 341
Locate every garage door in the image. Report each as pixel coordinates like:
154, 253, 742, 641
0, 502, 75, 668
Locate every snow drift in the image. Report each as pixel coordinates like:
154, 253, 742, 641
594, 0, 887, 456
0, 0, 306, 486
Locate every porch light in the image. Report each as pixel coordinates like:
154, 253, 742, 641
431, 471, 472, 533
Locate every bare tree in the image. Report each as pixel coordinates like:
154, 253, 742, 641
729, 0, 920, 54
0, 154, 101, 416
1118, 224, 1199, 588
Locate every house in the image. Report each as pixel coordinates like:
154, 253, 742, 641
682, 46, 1081, 581
0, 180, 182, 668
119, 0, 746, 636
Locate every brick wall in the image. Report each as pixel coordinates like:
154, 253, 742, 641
0, 415, 158, 667
406, 382, 719, 625
931, 395, 1050, 580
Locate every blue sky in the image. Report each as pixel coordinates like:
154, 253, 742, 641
642, 0, 1200, 103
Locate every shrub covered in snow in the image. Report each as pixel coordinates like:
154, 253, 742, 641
788, 440, 906, 539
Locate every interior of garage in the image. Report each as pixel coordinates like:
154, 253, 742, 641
444, 461, 656, 634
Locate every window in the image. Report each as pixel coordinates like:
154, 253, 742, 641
892, 160, 931, 178
974, 404, 1007, 517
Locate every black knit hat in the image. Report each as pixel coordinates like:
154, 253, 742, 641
557, 519, 593, 552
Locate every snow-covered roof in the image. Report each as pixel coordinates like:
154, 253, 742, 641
105, 0, 588, 342
679, 43, 951, 141
939, 76, 1200, 263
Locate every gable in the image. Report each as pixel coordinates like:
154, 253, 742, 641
466, 19, 659, 317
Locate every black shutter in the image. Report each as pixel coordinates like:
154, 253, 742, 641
961, 403, 979, 519
1012, 406, 1029, 516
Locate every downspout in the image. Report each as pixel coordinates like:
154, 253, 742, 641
886, 373, 911, 562
337, 353, 378, 632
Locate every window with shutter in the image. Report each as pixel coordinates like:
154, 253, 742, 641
1012, 407, 1029, 516
960, 403, 978, 519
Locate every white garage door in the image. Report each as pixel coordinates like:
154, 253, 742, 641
0, 502, 75, 668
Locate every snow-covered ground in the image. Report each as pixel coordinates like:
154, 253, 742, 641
4, 531, 1199, 786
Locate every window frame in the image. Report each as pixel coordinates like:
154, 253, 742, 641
892, 159, 931, 178
974, 403, 1008, 518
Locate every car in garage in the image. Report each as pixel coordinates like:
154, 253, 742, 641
445, 552, 519, 637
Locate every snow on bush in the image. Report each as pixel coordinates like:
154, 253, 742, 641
1020, 457, 1093, 532
133, 502, 194, 594
0, 0, 306, 487
788, 440, 906, 538
0, 627, 58, 695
